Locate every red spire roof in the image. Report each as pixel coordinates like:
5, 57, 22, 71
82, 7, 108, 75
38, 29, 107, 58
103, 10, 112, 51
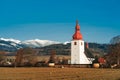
72, 20, 83, 40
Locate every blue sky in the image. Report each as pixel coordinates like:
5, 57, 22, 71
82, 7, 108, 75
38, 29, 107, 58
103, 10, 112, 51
0, 0, 120, 43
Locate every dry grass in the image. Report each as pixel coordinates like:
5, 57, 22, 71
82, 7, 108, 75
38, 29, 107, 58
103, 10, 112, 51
0, 67, 120, 80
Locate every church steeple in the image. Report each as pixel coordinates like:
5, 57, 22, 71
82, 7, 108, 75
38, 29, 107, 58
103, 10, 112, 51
71, 20, 91, 65
72, 20, 83, 40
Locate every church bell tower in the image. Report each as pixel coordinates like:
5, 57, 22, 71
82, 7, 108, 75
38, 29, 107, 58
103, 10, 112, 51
71, 21, 91, 64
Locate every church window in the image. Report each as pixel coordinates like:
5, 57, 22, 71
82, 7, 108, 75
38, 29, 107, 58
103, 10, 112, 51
81, 42, 83, 45
74, 42, 77, 45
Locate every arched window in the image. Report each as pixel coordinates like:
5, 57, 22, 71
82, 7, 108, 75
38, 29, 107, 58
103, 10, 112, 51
74, 42, 77, 45
81, 42, 83, 45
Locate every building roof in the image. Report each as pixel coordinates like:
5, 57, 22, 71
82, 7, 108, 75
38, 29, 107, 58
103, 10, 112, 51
72, 21, 83, 40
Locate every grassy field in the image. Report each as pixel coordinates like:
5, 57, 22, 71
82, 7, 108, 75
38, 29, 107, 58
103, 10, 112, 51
0, 67, 120, 80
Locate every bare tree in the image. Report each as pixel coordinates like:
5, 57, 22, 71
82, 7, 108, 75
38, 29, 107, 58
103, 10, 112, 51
15, 48, 23, 67
0, 51, 6, 62
15, 47, 36, 67
108, 43, 120, 65
48, 50, 56, 63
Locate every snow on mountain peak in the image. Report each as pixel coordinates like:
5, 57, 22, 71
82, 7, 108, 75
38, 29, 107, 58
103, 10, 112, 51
0, 38, 21, 44
21, 39, 61, 48
0, 38, 67, 51
63, 41, 70, 45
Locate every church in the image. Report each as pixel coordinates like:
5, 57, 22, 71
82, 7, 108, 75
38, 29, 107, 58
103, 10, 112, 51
71, 21, 92, 65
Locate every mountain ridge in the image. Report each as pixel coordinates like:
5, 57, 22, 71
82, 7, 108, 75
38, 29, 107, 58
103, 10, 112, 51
0, 38, 109, 57
0, 38, 61, 52
110, 35, 120, 44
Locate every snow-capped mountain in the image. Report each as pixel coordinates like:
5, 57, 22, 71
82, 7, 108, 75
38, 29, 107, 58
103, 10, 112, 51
110, 35, 120, 44
0, 38, 21, 44
63, 41, 70, 45
21, 39, 61, 48
0, 38, 61, 51
0, 38, 23, 51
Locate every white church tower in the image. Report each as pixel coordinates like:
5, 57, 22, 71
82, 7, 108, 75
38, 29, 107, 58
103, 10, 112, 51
71, 21, 91, 64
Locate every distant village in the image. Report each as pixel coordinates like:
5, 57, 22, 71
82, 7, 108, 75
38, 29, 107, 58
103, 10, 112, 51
0, 21, 120, 68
